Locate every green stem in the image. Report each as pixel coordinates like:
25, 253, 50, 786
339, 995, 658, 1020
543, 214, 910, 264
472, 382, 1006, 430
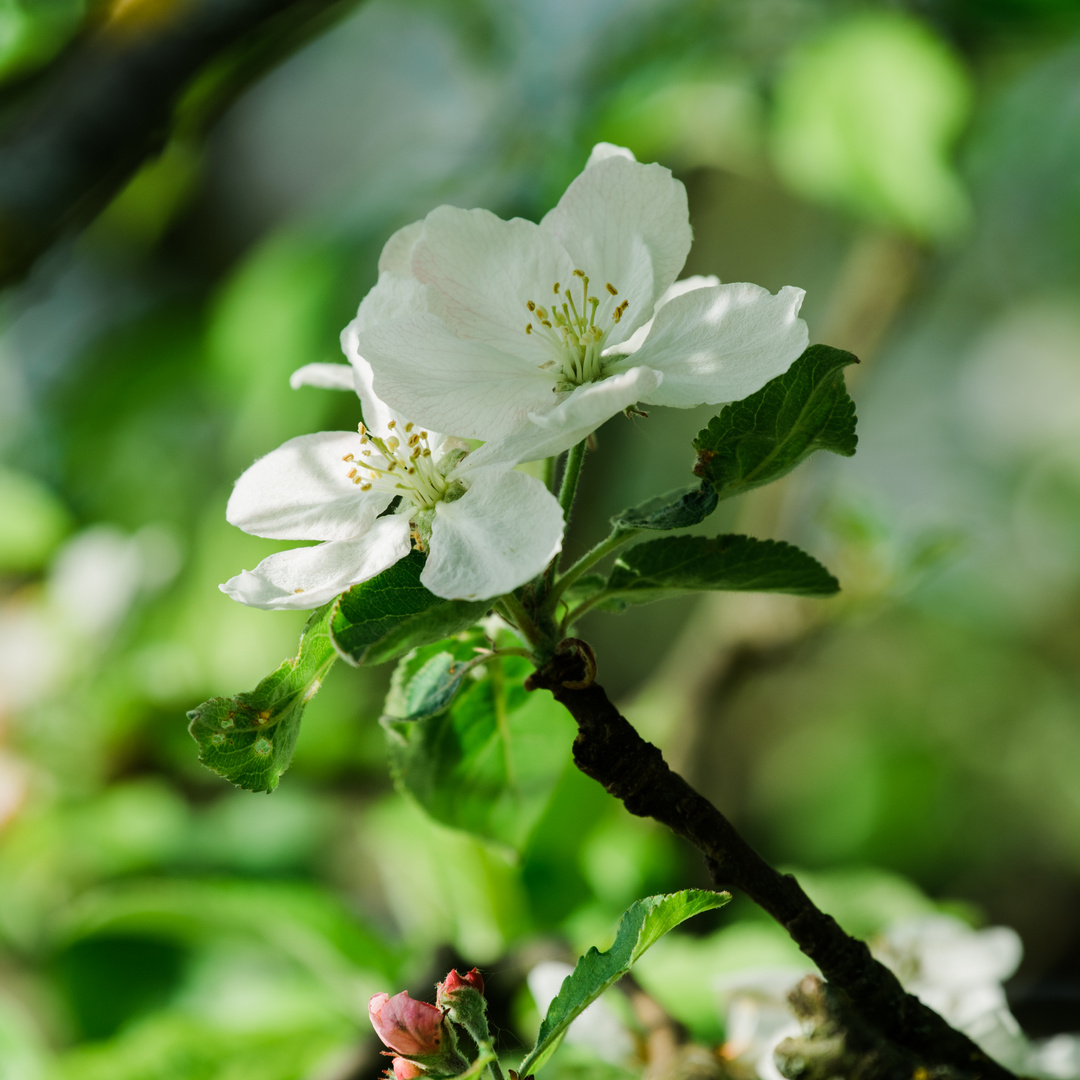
557, 439, 587, 521
496, 593, 544, 652
542, 454, 557, 494
560, 590, 614, 633
547, 526, 643, 609
480, 1043, 505, 1080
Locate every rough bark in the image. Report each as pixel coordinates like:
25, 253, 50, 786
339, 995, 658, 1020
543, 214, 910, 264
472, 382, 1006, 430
526, 646, 1015, 1080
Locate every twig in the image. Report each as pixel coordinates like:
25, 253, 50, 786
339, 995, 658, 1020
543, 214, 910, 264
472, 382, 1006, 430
525, 650, 1016, 1080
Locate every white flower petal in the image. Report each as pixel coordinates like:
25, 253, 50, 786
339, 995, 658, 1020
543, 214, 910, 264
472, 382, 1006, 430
289, 362, 359, 393
462, 366, 663, 468
355, 311, 556, 441
378, 220, 424, 274
410, 205, 576, 364
423, 470, 563, 600
616, 283, 808, 409
585, 142, 637, 168
541, 154, 691, 339
220, 517, 412, 610
227, 431, 393, 541
612, 274, 722, 356
350, 271, 430, 335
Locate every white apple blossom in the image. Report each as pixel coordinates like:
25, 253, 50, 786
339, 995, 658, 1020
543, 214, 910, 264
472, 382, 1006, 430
345, 143, 809, 461
220, 357, 564, 610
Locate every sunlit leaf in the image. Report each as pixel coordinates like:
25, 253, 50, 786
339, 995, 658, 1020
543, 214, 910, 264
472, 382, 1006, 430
520, 891, 730, 1076
693, 344, 857, 500
605, 535, 839, 603
187, 604, 335, 792
384, 651, 576, 854
330, 551, 491, 667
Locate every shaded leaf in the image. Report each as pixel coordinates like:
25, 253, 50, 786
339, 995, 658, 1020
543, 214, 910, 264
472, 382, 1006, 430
693, 344, 858, 500
383, 629, 492, 723
187, 604, 335, 793
384, 650, 576, 854
606, 535, 839, 603
520, 891, 730, 1076
610, 482, 718, 533
330, 551, 491, 667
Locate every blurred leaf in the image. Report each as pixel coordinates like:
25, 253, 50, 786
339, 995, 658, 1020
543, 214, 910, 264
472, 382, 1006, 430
330, 551, 490, 667
52, 1012, 354, 1080
519, 890, 730, 1077
187, 604, 335, 792
605, 535, 839, 603
384, 652, 576, 854
0, 466, 72, 571
610, 482, 718, 533
693, 344, 858, 500
0, 0, 84, 84
59, 877, 401, 990
771, 12, 972, 240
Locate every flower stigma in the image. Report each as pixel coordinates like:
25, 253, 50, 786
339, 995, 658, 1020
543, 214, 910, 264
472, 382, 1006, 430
342, 420, 464, 551
525, 269, 629, 392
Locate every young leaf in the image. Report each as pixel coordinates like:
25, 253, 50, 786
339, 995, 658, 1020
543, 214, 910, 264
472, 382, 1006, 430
610, 482, 718, 532
383, 629, 491, 723
384, 651, 577, 854
187, 604, 335, 792
693, 344, 858, 500
520, 891, 730, 1076
330, 551, 491, 667
605, 535, 839, 603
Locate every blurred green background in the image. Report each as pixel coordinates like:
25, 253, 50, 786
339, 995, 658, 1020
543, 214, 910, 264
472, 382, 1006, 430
2, 0, 1080, 1076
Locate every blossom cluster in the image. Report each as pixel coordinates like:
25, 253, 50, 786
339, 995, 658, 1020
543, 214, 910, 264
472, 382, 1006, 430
221, 144, 808, 609
369, 968, 486, 1079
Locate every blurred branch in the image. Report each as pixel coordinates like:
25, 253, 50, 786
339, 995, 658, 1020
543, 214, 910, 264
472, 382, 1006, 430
0, 0, 364, 287
526, 649, 1015, 1080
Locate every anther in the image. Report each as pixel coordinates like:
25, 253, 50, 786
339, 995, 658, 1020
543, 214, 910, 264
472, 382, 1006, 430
342, 454, 354, 462
606, 283, 618, 295
553, 282, 560, 294
405, 422, 414, 432
573, 269, 585, 278
526, 323, 533, 334
360, 482, 372, 490
527, 300, 536, 311
347, 468, 357, 479
387, 420, 396, 429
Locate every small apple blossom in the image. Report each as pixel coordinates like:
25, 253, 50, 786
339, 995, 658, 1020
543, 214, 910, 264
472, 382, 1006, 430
219, 354, 563, 608
437, 967, 485, 1007
388, 1058, 425, 1080
346, 143, 809, 462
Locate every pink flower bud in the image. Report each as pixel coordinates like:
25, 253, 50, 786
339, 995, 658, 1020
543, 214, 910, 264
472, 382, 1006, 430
436, 967, 484, 1008
369, 991, 447, 1057
388, 1058, 425, 1080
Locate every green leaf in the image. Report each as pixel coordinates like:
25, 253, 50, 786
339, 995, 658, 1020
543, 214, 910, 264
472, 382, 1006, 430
384, 647, 577, 854
383, 629, 492, 723
610, 482, 718, 532
520, 890, 730, 1076
606, 535, 839, 603
330, 551, 491, 666
693, 344, 858, 501
187, 604, 335, 792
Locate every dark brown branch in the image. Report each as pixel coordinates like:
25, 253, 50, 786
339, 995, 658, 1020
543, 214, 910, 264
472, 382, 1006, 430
0, 0, 361, 287
526, 648, 1015, 1080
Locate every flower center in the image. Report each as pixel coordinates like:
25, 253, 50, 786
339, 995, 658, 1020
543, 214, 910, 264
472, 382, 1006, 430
341, 419, 450, 513
525, 269, 629, 391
